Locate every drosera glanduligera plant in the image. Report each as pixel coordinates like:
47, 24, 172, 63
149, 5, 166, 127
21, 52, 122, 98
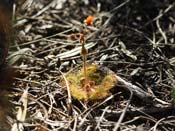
62, 16, 117, 102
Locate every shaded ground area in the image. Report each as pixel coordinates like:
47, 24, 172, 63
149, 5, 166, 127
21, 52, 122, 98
8, 0, 175, 130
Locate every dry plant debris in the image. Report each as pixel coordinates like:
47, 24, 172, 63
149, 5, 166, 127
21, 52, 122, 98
4, 0, 175, 130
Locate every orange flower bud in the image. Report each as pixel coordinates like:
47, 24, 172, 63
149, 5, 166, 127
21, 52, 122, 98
84, 16, 94, 26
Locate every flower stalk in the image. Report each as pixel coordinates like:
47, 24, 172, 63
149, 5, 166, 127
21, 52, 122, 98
80, 16, 94, 85
80, 34, 88, 84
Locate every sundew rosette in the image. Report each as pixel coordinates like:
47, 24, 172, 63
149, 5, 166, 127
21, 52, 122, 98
65, 64, 117, 101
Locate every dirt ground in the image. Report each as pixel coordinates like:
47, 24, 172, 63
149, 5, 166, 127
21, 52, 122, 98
7, 0, 175, 130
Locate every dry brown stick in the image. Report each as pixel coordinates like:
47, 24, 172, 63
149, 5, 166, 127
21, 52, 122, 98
95, 106, 110, 130
104, 105, 175, 121
10, 28, 73, 48
144, 2, 175, 27
115, 75, 154, 103
115, 75, 171, 106
156, 18, 167, 45
59, 70, 72, 115
113, 82, 133, 131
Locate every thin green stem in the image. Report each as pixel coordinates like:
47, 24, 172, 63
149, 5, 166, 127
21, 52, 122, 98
83, 53, 87, 83
81, 44, 88, 84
